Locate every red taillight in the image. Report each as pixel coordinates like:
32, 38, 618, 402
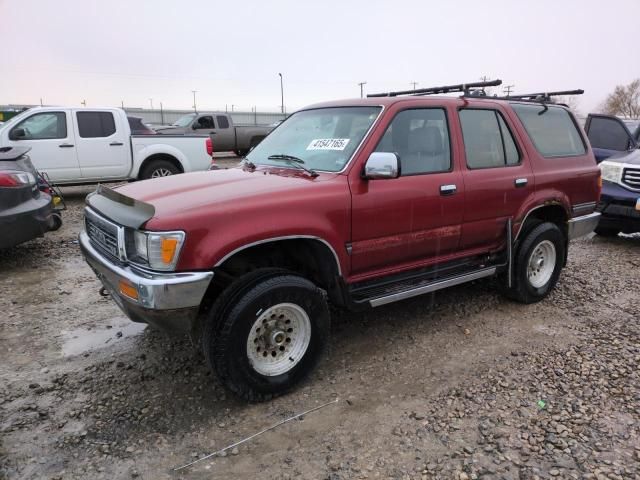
0, 171, 34, 187
206, 137, 213, 156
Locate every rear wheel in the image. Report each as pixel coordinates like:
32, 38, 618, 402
140, 159, 180, 180
502, 222, 566, 304
594, 226, 620, 237
234, 149, 248, 157
203, 271, 330, 402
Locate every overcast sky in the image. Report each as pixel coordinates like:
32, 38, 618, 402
1, 0, 638, 114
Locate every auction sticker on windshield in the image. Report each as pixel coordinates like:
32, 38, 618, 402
307, 138, 350, 151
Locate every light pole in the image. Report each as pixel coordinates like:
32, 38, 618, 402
358, 81, 367, 98
191, 90, 197, 113
278, 73, 284, 114
149, 98, 153, 109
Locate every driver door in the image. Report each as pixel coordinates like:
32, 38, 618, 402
4, 110, 80, 182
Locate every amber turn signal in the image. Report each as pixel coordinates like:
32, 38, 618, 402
160, 237, 179, 264
119, 280, 139, 300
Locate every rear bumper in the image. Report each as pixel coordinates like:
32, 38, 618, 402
79, 231, 213, 333
597, 182, 640, 233
0, 194, 57, 249
567, 212, 601, 240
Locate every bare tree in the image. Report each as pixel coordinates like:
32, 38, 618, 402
602, 79, 640, 118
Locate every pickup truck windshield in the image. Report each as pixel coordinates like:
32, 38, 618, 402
173, 114, 196, 127
246, 107, 381, 172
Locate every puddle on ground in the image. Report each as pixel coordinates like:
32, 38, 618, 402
61, 317, 147, 357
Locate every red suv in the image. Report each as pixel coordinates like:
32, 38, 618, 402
80, 81, 601, 401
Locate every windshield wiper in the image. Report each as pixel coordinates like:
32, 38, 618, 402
267, 154, 319, 177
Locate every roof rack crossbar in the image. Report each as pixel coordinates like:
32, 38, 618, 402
503, 89, 584, 101
367, 79, 502, 98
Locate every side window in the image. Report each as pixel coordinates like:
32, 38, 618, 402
196, 116, 215, 129
459, 109, 520, 169
512, 104, 586, 157
216, 115, 230, 129
77, 112, 116, 138
587, 117, 631, 151
374, 108, 451, 175
13, 112, 67, 140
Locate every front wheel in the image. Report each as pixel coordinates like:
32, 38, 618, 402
204, 273, 330, 402
502, 222, 566, 304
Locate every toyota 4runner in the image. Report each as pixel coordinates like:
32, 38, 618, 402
80, 80, 601, 401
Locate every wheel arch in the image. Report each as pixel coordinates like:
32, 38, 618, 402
137, 153, 184, 179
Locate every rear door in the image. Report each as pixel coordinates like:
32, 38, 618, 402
212, 115, 236, 151
584, 114, 636, 163
3, 110, 80, 182
73, 110, 130, 179
457, 105, 534, 250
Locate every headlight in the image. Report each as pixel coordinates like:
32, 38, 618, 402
130, 230, 185, 271
599, 162, 623, 184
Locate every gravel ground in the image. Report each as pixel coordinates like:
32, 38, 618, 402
1, 167, 639, 479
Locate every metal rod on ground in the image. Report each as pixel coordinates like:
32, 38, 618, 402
172, 398, 340, 471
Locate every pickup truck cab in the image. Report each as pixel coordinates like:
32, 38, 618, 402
155, 111, 272, 156
584, 114, 640, 235
0, 107, 212, 184
80, 89, 601, 401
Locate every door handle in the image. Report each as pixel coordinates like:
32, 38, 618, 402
109, 142, 124, 146
514, 178, 528, 188
440, 184, 457, 195
59, 143, 74, 148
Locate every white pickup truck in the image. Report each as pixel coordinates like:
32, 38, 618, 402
0, 107, 213, 184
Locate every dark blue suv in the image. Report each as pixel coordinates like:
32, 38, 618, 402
585, 114, 640, 236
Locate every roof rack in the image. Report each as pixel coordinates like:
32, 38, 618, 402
367, 79, 502, 98
499, 89, 584, 102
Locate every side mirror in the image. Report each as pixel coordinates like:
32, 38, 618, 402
9, 128, 26, 141
363, 152, 400, 179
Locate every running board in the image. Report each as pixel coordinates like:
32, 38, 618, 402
368, 267, 497, 307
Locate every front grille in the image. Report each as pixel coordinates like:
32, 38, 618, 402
85, 209, 120, 259
622, 168, 640, 191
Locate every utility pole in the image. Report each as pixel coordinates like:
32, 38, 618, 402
278, 73, 284, 114
81, 99, 86, 107
358, 81, 367, 98
149, 98, 153, 110
121, 100, 124, 108
504, 85, 515, 97
160, 102, 164, 125
410, 81, 418, 90
191, 90, 197, 113
231, 104, 235, 112
40, 98, 43, 106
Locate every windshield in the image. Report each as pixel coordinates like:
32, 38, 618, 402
172, 113, 196, 127
246, 106, 381, 172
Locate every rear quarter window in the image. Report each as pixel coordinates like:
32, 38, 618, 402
511, 103, 586, 158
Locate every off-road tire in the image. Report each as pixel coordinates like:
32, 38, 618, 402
139, 159, 180, 180
203, 271, 330, 402
594, 226, 620, 237
502, 222, 566, 304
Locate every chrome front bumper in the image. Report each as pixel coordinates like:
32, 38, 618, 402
567, 212, 601, 240
79, 231, 213, 333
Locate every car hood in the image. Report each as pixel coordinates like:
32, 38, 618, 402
602, 149, 640, 165
113, 166, 338, 228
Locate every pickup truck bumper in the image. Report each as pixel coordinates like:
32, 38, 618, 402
596, 182, 640, 233
567, 212, 601, 240
79, 231, 213, 333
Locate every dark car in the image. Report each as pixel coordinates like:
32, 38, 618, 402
584, 115, 640, 236
0, 146, 61, 248
127, 116, 156, 135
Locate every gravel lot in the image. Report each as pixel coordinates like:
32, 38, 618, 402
1, 164, 639, 479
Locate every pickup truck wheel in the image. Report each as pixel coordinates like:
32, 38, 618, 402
205, 273, 330, 402
503, 222, 565, 304
140, 160, 179, 180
